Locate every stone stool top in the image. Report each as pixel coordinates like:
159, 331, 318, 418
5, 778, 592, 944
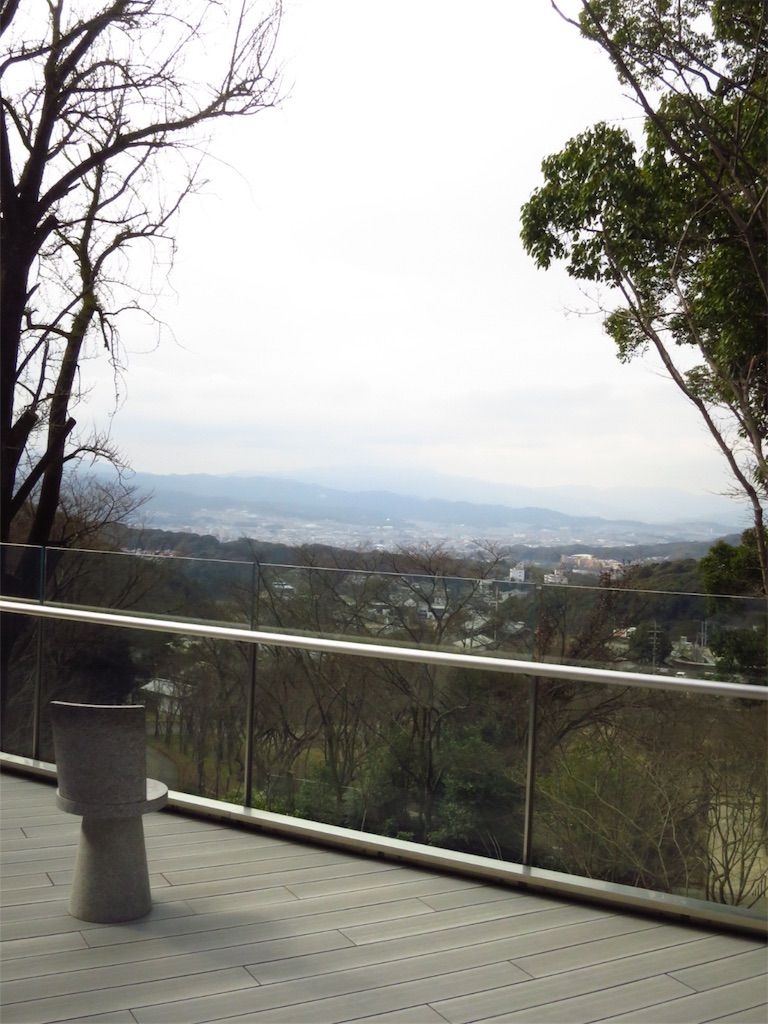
50, 701, 168, 819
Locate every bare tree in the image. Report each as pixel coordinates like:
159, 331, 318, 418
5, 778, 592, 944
1, 0, 281, 546
365, 544, 507, 840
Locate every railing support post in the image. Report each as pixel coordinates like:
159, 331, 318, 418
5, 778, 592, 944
243, 560, 260, 808
31, 546, 47, 761
522, 676, 538, 866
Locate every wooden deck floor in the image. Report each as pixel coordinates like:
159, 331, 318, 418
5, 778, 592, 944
1, 771, 766, 1024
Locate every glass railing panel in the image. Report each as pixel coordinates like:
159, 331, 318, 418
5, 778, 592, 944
257, 564, 539, 660
532, 680, 768, 910
4, 544, 762, 684
36, 617, 145, 763
33, 618, 251, 802
0, 543, 44, 601
257, 563, 425, 639
0, 544, 44, 755
0, 608, 40, 757
254, 566, 765, 686
698, 593, 766, 688
142, 632, 251, 801
247, 646, 530, 861
530, 580, 765, 686
256, 563, 375, 636
43, 547, 254, 627
2, 542, 765, 914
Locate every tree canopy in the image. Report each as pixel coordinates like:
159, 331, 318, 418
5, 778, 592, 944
0, 0, 281, 547
520, 0, 767, 593
700, 527, 767, 596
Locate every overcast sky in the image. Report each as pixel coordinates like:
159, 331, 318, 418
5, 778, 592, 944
82, 0, 743, 514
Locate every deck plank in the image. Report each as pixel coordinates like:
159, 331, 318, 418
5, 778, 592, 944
2, 966, 259, 1024
669, 947, 768, 990
249, 912, 661, 985
475, 975, 694, 1022
2, 771, 765, 1024
604, 975, 768, 1022
133, 961, 524, 1024
706, 1005, 768, 1023
434, 940, 765, 1024
178, 875, 484, 917
2, 929, 354, 983
511, 925, 755, 978
338, 1006, 449, 1023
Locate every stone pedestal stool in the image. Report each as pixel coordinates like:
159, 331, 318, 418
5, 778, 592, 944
50, 701, 168, 923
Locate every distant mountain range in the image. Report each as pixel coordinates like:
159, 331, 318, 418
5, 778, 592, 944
115, 471, 742, 550
262, 466, 748, 525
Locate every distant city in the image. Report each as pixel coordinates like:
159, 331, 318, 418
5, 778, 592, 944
121, 471, 743, 556
141, 508, 728, 553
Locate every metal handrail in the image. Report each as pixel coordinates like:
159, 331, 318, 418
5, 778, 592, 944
1, 596, 765, 699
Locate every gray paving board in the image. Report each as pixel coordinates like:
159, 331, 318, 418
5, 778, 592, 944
1, 771, 765, 1024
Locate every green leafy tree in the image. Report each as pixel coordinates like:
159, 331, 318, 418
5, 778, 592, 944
700, 528, 767, 678
700, 528, 768, 597
429, 732, 522, 860
709, 626, 766, 676
520, 0, 767, 592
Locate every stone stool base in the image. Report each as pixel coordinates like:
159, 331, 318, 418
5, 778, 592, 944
70, 816, 152, 923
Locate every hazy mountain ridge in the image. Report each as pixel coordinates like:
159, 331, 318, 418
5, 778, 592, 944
263, 467, 747, 525
120, 472, 740, 549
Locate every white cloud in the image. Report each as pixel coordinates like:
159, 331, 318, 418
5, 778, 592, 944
76, 0, 734, 504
